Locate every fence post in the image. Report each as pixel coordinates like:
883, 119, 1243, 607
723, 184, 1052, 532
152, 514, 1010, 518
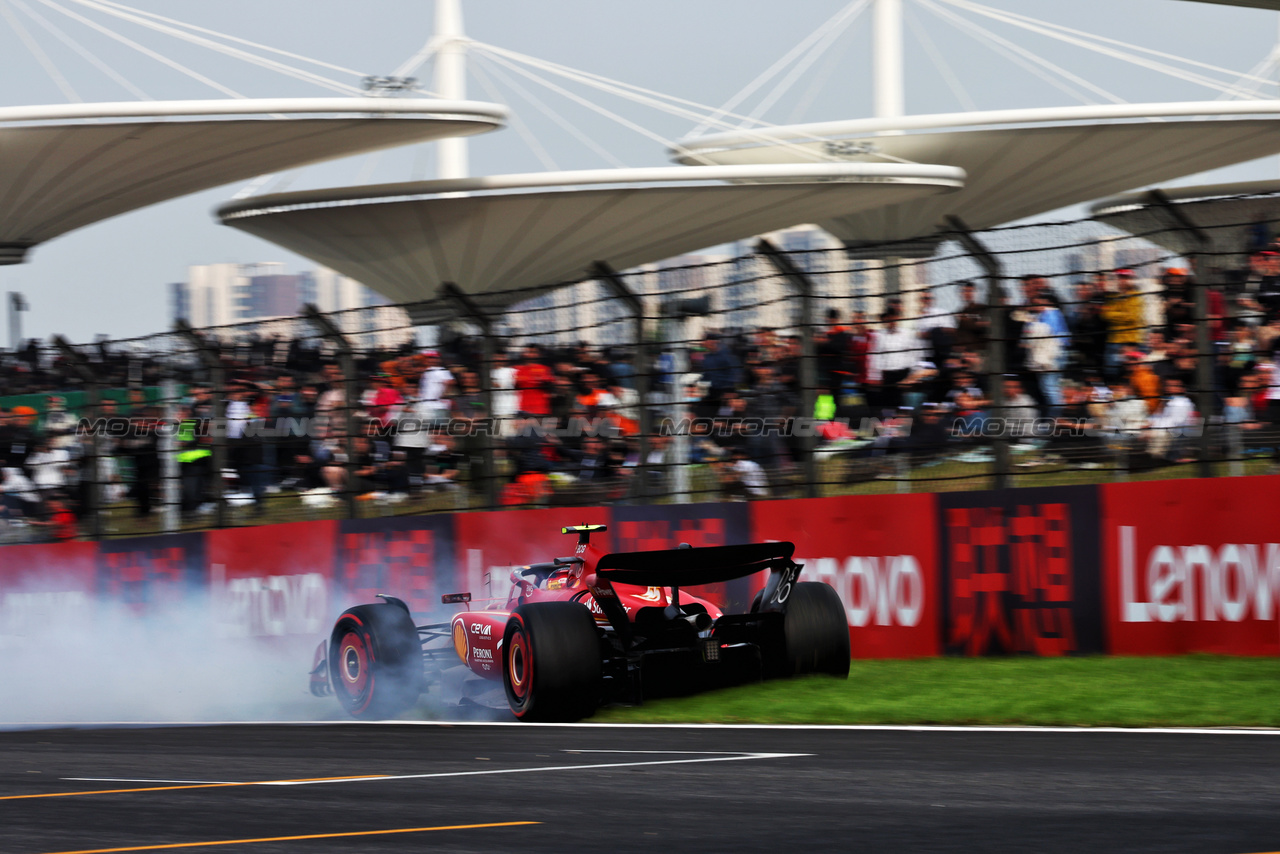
302, 305, 359, 520
1228, 419, 1243, 477
659, 305, 695, 504
160, 373, 179, 533
1146, 190, 1215, 478
945, 216, 1010, 490
174, 320, 227, 528
50, 336, 102, 539
756, 238, 819, 499
592, 261, 651, 503
439, 284, 499, 511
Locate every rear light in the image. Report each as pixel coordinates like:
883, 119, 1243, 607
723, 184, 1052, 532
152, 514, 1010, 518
702, 639, 721, 663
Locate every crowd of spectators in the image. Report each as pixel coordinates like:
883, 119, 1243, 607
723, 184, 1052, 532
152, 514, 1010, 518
7, 235, 1280, 540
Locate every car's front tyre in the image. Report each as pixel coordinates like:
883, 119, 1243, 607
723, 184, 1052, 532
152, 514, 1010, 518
503, 601, 602, 722
329, 603, 423, 719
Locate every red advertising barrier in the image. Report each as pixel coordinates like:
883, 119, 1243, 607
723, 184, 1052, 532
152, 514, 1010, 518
206, 520, 337, 639
1101, 476, 1280, 655
96, 533, 205, 611
750, 494, 940, 658
453, 507, 611, 607
333, 515, 458, 617
6, 472, 1278, 661
0, 541, 98, 647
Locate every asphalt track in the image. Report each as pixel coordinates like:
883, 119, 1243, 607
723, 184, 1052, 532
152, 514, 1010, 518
2, 724, 1280, 854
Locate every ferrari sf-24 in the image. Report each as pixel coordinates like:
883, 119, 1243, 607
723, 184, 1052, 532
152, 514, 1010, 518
309, 524, 850, 721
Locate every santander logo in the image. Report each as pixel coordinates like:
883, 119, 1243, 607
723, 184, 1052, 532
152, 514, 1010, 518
1117, 526, 1280, 623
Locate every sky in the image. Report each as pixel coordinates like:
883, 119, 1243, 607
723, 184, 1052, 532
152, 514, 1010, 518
3, 0, 1280, 342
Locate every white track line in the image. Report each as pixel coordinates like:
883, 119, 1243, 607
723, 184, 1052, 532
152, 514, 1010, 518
62, 751, 809, 788
264, 752, 810, 786
18, 721, 1280, 735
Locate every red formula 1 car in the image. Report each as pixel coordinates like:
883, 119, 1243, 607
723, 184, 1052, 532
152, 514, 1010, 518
309, 524, 850, 721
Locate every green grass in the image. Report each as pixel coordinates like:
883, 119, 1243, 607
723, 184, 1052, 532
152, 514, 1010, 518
591, 656, 1280, 728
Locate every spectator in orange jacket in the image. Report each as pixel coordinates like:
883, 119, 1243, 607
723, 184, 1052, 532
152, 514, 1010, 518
1125, 349, 1162, 414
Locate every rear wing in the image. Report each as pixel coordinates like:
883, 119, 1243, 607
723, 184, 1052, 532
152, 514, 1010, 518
595, 541, 795, 587
587, 542, 801, 644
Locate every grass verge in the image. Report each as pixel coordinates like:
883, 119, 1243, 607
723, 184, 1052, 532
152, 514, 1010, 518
591, 656, 1280, 728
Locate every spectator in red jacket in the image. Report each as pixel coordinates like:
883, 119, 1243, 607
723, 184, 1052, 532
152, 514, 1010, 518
515, 344, 554, 417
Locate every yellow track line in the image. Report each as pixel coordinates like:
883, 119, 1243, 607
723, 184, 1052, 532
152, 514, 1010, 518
0, 775, 389, 802
35, 821, 540, 854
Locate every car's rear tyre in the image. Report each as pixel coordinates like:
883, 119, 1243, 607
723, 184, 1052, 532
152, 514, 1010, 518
329, 603, 423, 719
776, 581, 851, 679
503, 601, 602, 722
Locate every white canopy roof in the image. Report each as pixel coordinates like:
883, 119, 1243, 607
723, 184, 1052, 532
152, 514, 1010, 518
217, 163, 964, 311
1177, 0, 1280, 8
1092, 180, 1280, 270
0, 98, 508, 264
672, 102, 1280, 252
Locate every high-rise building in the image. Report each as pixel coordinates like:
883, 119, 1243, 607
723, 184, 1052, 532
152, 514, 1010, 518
171, 263, 411, 348
501, 224, 866, 347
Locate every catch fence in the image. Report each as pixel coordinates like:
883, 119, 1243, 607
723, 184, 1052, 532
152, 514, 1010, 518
4, 187, 1280, 542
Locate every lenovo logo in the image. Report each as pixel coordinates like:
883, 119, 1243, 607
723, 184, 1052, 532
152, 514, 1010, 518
808, 555, 924, 628
214, 565, 328, 637
1118, 527, 1280, 623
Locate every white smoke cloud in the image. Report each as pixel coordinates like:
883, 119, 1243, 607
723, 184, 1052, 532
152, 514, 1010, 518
0, 574, 510, 725
0, 579, 336, 725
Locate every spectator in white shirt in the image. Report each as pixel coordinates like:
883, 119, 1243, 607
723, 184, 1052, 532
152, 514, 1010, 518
1104, 380, 1148, 437
720, 446, 768, 500
491, 350, 519, 436
1147, 377, 1196, 462
1001, 376, 1040, 439
416, 349, 454, 422
27, 438, 70, 495
869, 309, 918, 410
43, 397, 79, 451
1, 466, 40, 520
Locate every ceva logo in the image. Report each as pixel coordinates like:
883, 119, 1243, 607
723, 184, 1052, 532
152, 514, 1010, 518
807, 555, 924, 628
1117, 526, 1280, 623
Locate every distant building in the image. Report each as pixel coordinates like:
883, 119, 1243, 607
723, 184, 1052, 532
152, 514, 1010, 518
501, 224, 867, 347
170, 263, 410, 349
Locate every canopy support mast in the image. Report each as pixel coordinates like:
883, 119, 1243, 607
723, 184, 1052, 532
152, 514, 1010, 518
435, 0, 469, 180
873, 0, 904, 122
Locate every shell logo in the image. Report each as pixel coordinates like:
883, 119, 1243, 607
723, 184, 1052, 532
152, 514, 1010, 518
452, 620, 469, 662
636, 586, 665, 603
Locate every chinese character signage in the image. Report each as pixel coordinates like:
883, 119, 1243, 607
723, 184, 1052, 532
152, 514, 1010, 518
938, 486, 1103, 656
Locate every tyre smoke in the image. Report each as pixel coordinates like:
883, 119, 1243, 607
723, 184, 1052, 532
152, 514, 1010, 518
0, 579, 337, 726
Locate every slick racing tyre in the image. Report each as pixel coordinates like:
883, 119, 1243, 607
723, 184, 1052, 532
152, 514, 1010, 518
329, 603, 424, 719
780, 581, 851, 678
503, 601, 602, 722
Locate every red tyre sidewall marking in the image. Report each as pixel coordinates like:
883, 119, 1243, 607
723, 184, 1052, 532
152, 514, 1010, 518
338, 628, 374, 714
508, 615, 531, 713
